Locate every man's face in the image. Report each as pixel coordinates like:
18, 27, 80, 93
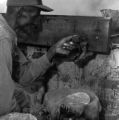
16, 6, 40, 26
15, 6, 42, 42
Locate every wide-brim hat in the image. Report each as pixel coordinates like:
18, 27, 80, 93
7, 0, 53, 12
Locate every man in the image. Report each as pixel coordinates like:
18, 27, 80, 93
0, 1, 101, 120
0, 0, 76, 115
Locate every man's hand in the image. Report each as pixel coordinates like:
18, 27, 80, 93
54, 35, 78, 55
47, 35, 78, 62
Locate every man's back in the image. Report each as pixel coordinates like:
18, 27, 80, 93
0, 14, 16, 115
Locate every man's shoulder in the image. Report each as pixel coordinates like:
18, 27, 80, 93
0, 15, 11, 34
0, 14, 8, 28
0, 14, 16, 40
0, 14, 6, 22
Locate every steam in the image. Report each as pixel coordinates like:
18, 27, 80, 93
0, 0, 7, 13
42, 0, 119, 16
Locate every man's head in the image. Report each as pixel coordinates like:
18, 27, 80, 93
6, 0, 53, 41
7, 0, 53, 27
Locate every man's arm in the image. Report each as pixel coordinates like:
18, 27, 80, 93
19, 35, 78, 86
19, 53, 53, 86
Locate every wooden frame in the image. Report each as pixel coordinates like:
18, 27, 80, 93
18, 15, 111, 54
